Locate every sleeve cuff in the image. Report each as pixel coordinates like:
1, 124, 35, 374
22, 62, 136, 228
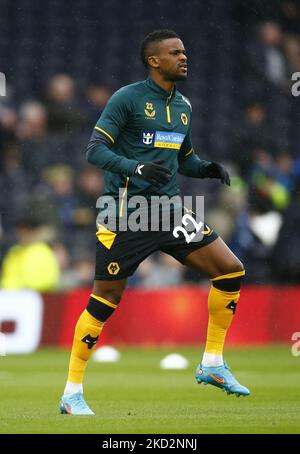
126, 159, 139, 176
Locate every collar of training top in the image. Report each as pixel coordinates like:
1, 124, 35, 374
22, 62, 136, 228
146, 76, 176, 100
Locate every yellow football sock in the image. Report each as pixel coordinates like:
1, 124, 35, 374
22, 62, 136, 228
205, 270, 245, 355
67, 309, 105, 384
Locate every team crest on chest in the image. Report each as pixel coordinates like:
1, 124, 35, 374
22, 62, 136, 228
181, 113, 188, 125
144, 102, 156, 120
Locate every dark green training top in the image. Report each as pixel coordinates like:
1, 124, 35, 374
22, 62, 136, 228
86, 76, 211, 212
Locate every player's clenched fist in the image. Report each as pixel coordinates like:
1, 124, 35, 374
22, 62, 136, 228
134, 160, 172, 186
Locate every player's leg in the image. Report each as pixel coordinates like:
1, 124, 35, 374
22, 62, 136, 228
60, 223, 159, 414
183, 237, 249, 396
184, 237, 244, 364
183, 236, 244, 278
60, 278, 127, 415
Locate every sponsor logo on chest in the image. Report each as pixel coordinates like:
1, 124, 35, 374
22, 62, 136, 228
142, 131, 185, 149
142, 132, 154, 145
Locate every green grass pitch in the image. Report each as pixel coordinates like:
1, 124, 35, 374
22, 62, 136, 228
0, 346, 299, 434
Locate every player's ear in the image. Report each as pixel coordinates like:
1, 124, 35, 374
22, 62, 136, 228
148, 55, 159, 69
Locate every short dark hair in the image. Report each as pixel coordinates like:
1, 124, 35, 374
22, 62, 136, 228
15, 215, 42, 230
140, 29, 180, 68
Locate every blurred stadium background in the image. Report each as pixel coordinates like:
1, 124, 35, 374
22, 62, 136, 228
0, 0, 300, 434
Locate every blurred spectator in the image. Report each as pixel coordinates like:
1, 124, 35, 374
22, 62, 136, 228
206, 173, 248, 243
260, 21, 290, 88
52, 242, 95, 289
45, 74, 87, 133
0, 216, 60, 292
279, 0, 300, 34
17, 101, 47, 140
0, 141, 30, 237
284, 34, 300, 71
0, 106, 17, 151
41, 164, 78, 230
52, 242, 78, 290
72, 251, 95, 288
16, 101, 50, 184
73, 166, 104, 228
228, 145, 300, 282
85, 84, 112, 126
247, 148, 290, 211
229, 101, 272, 175
275, 150, 300, 190
230, 185, 283, 283
271, 182, 300, 281
245, 21, 291, 98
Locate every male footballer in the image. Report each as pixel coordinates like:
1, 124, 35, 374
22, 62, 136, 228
60, 30, 250, 415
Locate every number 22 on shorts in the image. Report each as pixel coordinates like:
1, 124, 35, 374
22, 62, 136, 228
172, 213, 203, 244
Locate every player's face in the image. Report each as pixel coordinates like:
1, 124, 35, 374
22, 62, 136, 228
151, 38, 188, 81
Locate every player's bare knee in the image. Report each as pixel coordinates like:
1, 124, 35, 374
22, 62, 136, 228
212, 260, 245, 292
100, 290, 123, 306
212, 259, 245, 292
229, 259, 245, 274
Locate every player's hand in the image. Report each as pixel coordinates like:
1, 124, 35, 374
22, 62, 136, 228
205, 162, 231, 186
134, 160, 172, 186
